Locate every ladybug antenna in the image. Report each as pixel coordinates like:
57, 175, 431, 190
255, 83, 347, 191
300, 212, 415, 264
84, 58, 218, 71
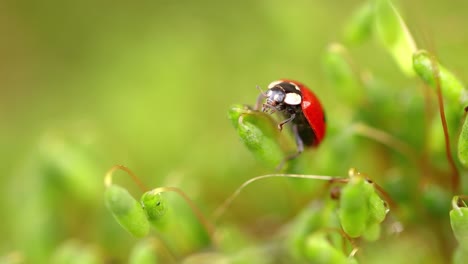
256, 85, 267, 96
255, 85, 268, 110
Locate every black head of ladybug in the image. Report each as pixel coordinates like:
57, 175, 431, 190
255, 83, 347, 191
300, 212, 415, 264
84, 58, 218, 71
261, 80, 303, 114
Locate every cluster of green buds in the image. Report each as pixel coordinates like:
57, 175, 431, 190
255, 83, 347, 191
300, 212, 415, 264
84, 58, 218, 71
338, 169, 388, 240
104, 166, 213, 261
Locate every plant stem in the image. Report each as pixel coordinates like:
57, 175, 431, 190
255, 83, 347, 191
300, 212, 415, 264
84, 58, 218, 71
429, 54, 460, 193
211, 174, 347, 223
104, 165, 148, 192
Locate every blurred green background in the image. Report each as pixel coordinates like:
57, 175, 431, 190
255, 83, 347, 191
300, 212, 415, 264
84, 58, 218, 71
1, 0, 468, 263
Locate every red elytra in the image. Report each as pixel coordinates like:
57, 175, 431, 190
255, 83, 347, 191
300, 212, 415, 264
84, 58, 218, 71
288, 79, 326, 145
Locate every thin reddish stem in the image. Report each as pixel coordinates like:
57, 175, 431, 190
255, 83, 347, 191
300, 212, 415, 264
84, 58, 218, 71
104, 165, 148, 192
429, 55, 460, 193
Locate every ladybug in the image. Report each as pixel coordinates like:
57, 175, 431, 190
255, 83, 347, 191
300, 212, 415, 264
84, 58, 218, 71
256, 79, 326, 162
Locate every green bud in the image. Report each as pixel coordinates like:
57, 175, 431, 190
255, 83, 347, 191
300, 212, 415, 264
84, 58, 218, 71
39, 135, 101, 203
413, 50, 466, 105
228, 104, 289, 168
339, 177, 370, 237
322, 43, 362, 105
286, 203, 328, 261
374, 0, 417, 76
343, 1, 373, 45
453, 246, 468, 264
362, 222, 381, 241
367, 189, 388, 224
459, 115, 468, 168
304, 234, 348, 264
141, 191, 167, 224
142, 189, 210, 256
105, 185, 149, 237
450, 197, 468, 251
228, 104, 253, 129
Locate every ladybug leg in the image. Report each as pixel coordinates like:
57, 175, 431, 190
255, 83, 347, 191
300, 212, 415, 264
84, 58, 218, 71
262, 103, 278, 114
276, 124, 303, 171
277, 113, 296, 131
292, 124, 305, 154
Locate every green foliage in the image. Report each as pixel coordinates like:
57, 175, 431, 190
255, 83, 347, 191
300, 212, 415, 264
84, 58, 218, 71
141, 191, 167, 224
338, 176, 388, 239
374, 0, 417, 76
322, 43, 362, 105
343, 1, 374, 45
285, 201, 342, 262
105, 184, 150, 238
413, 50, 466, 104
459, 116, 468, 167
450, 198, 468, 252
339, 177, 371, 237
304, 234, 349, 264
3, 0, 468, 263
228, 104, 290, 169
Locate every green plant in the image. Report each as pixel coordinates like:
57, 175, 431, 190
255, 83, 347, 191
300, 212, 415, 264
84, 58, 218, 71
102, 0, 467, 262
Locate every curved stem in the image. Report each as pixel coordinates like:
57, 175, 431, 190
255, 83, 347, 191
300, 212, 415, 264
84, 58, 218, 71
104, 166, 217, 244
212, 174, 347, 223
149, 186, 217, 243
104, 165, 148, 192
429, 54, 460, 193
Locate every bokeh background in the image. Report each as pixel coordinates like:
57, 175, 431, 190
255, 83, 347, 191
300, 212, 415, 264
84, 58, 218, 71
1, 0, 468, 263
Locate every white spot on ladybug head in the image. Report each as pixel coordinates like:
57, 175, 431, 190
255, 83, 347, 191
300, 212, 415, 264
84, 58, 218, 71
289, 82, 300, 91
284, 92, 302, 105
267, 80, 283, 89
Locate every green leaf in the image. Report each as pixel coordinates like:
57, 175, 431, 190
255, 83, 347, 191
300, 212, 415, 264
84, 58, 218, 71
322, 43, 362, 105
413, 50, 466, 105
374, 0, 417, 76
450, 206, 468, 251
362, 222, 381, 241
339, 177, 371, 237
304, 234, 348, 264
367, 189, 388, 224
228, 104, 289, 168
453, 246, 468, 264
343, 1, 374, 45
286, 202, 337, 261
458, 115, 468, 167
105, 184, 150, 238
39, 135, 101, 203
